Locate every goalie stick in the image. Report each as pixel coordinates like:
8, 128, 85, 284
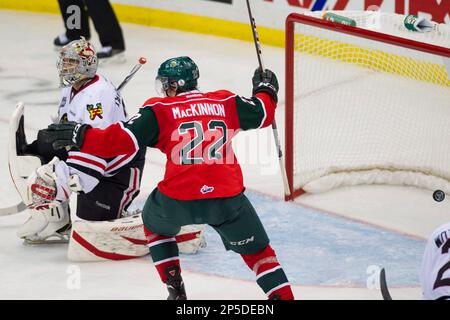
380, 268, 393, 300
0, 201, 27, 216
1, 58, 147, 217
245, 0, 291, 199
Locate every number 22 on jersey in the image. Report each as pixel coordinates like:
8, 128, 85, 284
172, 120, 231, 165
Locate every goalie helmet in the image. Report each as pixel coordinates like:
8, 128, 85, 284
57, 37, 98, 88
156, 56, 199, 96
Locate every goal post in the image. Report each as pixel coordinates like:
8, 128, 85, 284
285, 11, 450, 201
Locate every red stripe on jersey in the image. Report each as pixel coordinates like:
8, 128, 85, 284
106, 152, 136, 173
68, 155, 106, 171
118, 168, 139, 217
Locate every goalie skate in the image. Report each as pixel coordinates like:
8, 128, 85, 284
22, 220, 71, 245
23, 230, 70, 245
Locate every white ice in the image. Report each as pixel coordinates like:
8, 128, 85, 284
0, 10, 448, 300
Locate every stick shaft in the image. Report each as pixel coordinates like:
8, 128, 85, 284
246, 0, 264, 71
245, 0, 292, 198
0, 201, 27, 216
117, 58, 146, 92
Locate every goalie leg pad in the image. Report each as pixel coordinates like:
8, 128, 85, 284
68, 213, 149, 262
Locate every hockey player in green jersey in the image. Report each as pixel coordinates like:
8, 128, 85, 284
29, 56, 295, 300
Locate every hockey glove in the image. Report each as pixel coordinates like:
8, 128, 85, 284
39, 122, 90, 150
27, 157, 82, 207
252, 68, 279, 103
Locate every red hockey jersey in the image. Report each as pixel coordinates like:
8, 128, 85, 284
72, 90, 276, 200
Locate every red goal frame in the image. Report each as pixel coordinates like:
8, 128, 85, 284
284, 13, 450, 201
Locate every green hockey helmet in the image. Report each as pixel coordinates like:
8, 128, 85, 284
155, 56, 199, 96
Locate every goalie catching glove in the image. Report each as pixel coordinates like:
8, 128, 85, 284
38, 122, 89, 150
27, 157, 83, 207
252, 68, 279, 102
18, 157, 82, 243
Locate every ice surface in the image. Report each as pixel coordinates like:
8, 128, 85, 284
0, 10, 447, 299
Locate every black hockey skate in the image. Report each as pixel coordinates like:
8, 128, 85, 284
53, 33, 90, 48
53, 33, 71, 47
165, 265, 187, 300
97, 46, 125, 59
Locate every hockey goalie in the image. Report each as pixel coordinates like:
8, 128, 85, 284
9, 38, 206, 261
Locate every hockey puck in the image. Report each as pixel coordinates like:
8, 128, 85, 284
433, 190, 445, 202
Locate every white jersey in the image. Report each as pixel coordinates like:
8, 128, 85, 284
420, 221, 450, 300
58, 74, 126, 128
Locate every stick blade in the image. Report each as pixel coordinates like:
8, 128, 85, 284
0, 201, 27, 216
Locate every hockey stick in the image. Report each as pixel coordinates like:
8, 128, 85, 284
380, 268, 393, 300
0, 201, 27, 216
117, 57, 147, 92
245, 0, 291, 199
1, 59, 148, 217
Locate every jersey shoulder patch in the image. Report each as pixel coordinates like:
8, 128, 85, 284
86, 103, 104, 120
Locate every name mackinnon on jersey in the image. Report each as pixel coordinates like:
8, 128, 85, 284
172, 103, 226, 120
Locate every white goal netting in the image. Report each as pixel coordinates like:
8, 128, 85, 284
289, 11, 450, 194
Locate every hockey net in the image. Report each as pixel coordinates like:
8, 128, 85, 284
285, 11, 450, 200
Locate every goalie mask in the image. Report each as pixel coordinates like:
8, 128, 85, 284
57, 37, 98, 88
155, 56, 199, 97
